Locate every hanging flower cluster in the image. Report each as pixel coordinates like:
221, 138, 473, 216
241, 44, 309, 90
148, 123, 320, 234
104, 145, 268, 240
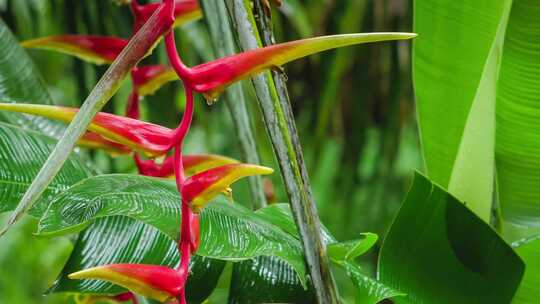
1, 0, 414, 303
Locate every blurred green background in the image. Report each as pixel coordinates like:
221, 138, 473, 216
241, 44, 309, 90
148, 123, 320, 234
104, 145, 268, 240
0, 0, 421, 302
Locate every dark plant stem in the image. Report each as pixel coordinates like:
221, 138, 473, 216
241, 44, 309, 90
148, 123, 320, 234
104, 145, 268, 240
200, 0, 267, 209
225, 1, 340, 303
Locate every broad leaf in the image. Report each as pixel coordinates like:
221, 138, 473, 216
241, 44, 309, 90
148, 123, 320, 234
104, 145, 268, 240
37, 174, 307, 286
253, 204, 393, 303
414, 0, 540, 231
512, 236, 540, 303
0, 18, 64, 138
496, 0, 540, 236
229, 256, 315, 304
51, 216, 225, 304
0, 122, 93, 216
343, 262, 405, 304
378, 173, 524, 303
414, 0, 512, 220
327, 233, 378, 262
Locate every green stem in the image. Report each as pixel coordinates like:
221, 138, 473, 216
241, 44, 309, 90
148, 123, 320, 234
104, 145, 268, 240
200, 0, 267, 209
0, 3, 174, 236
225, 1, 340, 302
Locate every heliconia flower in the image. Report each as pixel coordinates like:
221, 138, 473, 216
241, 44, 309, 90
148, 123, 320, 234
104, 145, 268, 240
69, 264, 185, 302
20, 35, 128, 65
132, 0, 202, 32
78, 132, 132, 155
136, 154, 239, 178
132, 65, 177, 96
113, 292, 138, 303
182, 163, 274, 212
180, 33, 416, 101
0, 103, 173, 157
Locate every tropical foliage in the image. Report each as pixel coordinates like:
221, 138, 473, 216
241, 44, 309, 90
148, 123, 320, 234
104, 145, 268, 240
0, 0, 538, 303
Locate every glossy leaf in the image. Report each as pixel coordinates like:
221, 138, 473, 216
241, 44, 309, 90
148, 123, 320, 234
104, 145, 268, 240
51, 216, 225, 304
182, 163, 274, 212
0, 103, 174, 157
184, 32, 416, 100
414, 0, 512, 221
253, 204, 393, 303
0, 19, 65, 138
378, 172, 524, 303
327, 233, 378, 262
69, 264, 183, 302
512, 236, 540, 303
496, 0, 540, 237
343, 262, 405, 304
229, 256, 315, 304
0, 122, 93, 216
21, 35, 128, 65
37, 174, 307, 286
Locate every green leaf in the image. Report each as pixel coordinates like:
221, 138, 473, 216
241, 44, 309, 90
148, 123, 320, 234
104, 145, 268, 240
0, 122, 93, 216
413, 0, 512, 221
0, 18, 64, 138
496, 0, 540, 237
37, 174, 307, 286
51, 216, 225, 304
512, 236, 540, 303
327, 233, 378, 262
229, 256, 315, 304
255, 203, 334, 243
379, 172, 524, 303
253, 204, 391, 303
342, 262, 405, 304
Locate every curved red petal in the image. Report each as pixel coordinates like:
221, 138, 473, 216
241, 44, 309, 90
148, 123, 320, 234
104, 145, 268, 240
21, 35, 128, 64
184, 33, 416, 100
182, 163, 273, 212
133, 0, 201, 31
69, 264, 185, 302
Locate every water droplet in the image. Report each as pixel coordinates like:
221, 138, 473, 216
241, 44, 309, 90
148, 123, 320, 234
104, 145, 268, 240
204, 95, 219, 105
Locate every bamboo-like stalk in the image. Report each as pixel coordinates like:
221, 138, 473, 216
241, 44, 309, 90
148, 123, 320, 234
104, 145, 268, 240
225, 0, 340, 302
200, 0, 267, 209
0, 4, 173, 236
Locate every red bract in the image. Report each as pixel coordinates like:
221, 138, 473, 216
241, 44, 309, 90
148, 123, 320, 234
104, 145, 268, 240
78, 132, 132, 155
182, 163, 274, 212
21, 35, 128, 65
132, 65, 177, 96
135, 154, 238, 178
113, 292, 138, 303
69, 264, 186, 302
167, 32, 416, 101
0, 103, 173, 156
131, 0, 201, 32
